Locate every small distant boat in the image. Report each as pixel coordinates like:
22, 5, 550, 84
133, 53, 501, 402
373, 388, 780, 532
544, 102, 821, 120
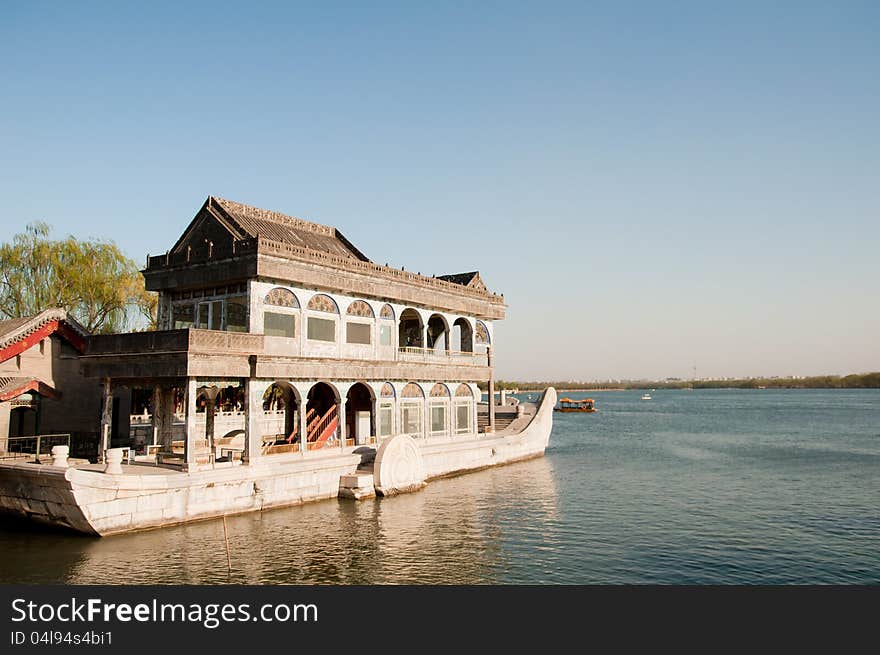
641, 393, 652, 400
555, 398, 597, 413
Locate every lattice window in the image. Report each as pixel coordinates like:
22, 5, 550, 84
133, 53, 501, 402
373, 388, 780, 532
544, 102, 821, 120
380, 304, 395, 320
455, 384, 473, 398
430, 383, 450, 397
380, 383, 396, 398
401, 383, 424, 398
265, 287, 299, 308
307, 294, 338, 313
346, 300, 374, 318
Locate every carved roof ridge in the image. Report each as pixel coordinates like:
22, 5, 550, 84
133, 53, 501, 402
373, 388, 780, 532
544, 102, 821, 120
210, 196, 336, 237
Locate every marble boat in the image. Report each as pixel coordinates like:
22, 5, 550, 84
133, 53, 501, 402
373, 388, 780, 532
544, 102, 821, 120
0, 196, 554, 535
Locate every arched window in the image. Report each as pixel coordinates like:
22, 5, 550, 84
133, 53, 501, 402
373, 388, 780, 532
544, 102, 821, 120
345, 301, 374, 346
346, 300, 374, 318
378, 382, 396, 439
263, 288, 299, 338
401, 383, 424, 398
454, 384, 474, 434
306, 294, 338, 342
429, 383, 450, 435
400, 383, 424, 438
265, 288, 299, 308
307, 294, 339, 313
379, 305, 395, 347
430, 383, 450, 397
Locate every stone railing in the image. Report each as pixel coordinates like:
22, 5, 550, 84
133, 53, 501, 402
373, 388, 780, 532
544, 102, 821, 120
256, 237, 504, 303
87, 330, 191, 355
188, 329, 264, 354
86, 329, 264, 356
398, 347, 488, 367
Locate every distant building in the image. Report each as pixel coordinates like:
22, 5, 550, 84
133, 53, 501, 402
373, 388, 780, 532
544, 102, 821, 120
0, 309, 99, 454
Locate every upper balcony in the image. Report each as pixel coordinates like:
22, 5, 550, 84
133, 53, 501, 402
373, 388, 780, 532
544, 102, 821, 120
80, 328, 491, 383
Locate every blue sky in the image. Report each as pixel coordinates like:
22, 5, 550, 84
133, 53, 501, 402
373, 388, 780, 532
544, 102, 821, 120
2, 1, 878, 380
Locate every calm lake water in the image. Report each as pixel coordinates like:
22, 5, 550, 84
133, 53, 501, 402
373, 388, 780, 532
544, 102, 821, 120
1, 389, 877, 584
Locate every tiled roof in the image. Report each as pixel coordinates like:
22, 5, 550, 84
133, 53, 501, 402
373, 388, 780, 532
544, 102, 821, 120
0, 377, 29, 397
210, 196, 369, 261
436, 271, 487, 292
0, 308, 89, 351
0, 376, 58, 401
437, 272, 481, 286
0, 316, 33, 340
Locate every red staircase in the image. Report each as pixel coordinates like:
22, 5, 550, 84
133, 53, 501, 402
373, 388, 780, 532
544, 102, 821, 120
307, 405, 338, 451
287, 408, 316, 443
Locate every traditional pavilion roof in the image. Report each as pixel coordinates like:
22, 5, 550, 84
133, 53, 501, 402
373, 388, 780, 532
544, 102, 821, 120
0, 308, 89, 362
171, 196, 370, 262
146, 196, 506, 317
436, 271, 488, 292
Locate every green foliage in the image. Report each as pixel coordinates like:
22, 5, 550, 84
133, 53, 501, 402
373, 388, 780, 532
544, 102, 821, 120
0, 222, 157, 333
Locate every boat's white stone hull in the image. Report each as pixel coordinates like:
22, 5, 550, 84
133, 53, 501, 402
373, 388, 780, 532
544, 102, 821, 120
0, 388, 556, 536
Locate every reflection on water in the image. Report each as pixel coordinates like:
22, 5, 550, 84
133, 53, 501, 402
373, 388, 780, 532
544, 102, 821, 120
1, 389, 878, 584
0, 457, 559, 585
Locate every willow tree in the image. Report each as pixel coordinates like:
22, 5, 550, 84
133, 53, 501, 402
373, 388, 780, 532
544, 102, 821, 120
0, 222, 156, 333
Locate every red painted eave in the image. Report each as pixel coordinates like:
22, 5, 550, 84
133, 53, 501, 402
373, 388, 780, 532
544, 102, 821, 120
0, 320, 87, 363
0, 379, 61, 402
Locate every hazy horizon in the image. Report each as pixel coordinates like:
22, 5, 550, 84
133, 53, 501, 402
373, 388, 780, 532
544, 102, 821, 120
2, 2, 877, 381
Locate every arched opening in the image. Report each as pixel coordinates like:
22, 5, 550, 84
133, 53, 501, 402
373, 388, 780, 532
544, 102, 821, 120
452, 318, 473, 353
8, 406, 36, 438
398, 309, 423, 348
262, 382, 300, 449
306, 382, 340, 450
345, 382, 375, 446
427, 314, 449, 352
475, 320, 491, 354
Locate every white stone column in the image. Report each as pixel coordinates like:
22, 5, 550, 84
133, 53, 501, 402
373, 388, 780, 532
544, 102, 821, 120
422, 394, 428, 440
299, 403, 308, 454
338, 400, 347, 450
487, 347, 495, 433
184, 378, 198, 467
243, 378, 264, 464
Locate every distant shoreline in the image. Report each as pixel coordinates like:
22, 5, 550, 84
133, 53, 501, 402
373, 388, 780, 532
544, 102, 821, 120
482, 371, 880, 392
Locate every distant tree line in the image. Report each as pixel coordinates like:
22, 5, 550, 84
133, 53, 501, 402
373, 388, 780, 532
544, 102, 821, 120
480, 372, 880, 391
